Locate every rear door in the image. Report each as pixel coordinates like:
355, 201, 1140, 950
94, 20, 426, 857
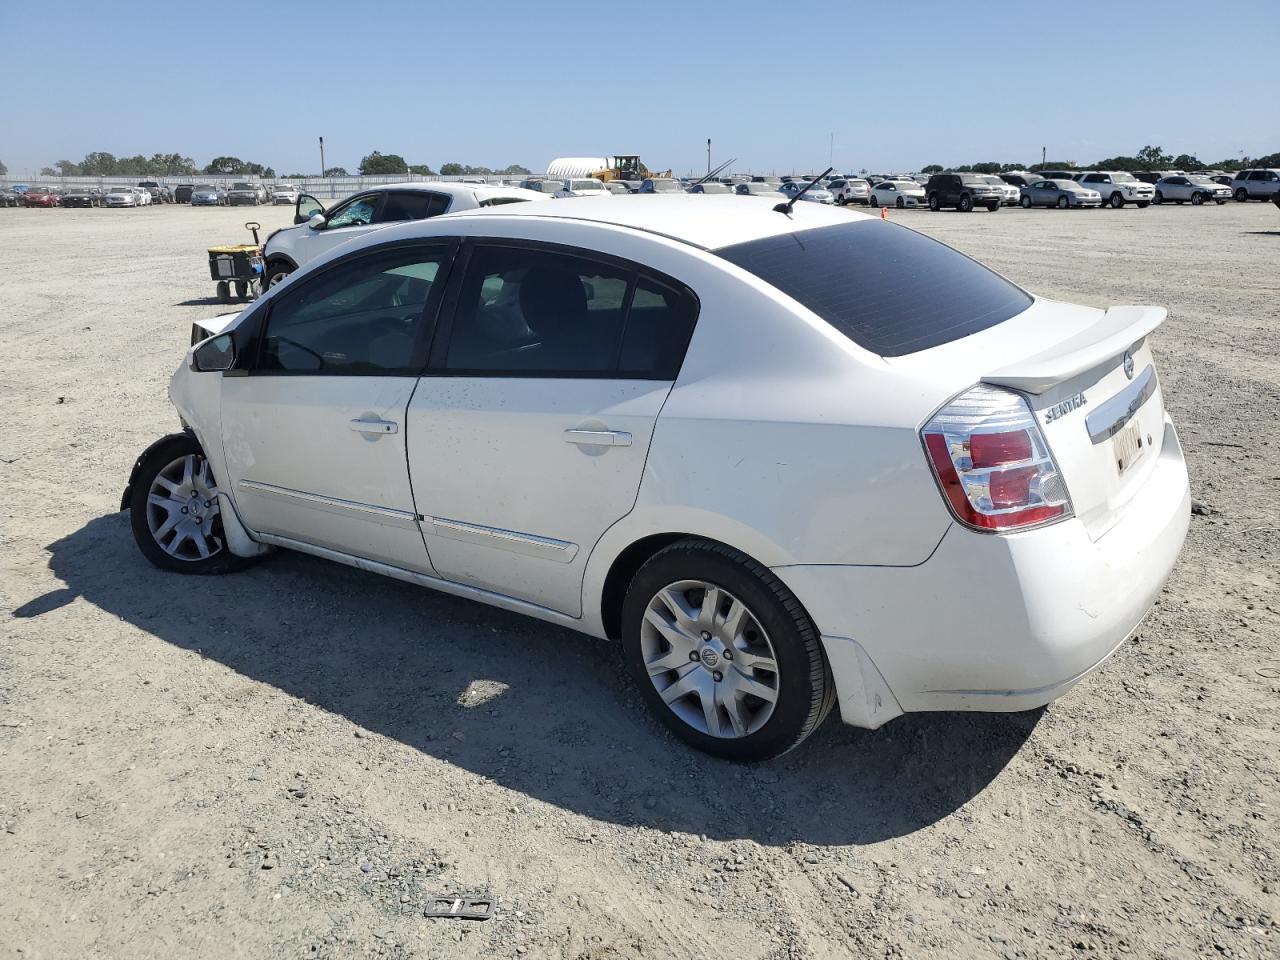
406, 240, 698, 616
221, 241, 454, 571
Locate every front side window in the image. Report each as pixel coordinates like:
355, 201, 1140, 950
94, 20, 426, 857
716, 221, 1032, 358
258, 246, 448, 373
325, 194, 380, 229
442, 244, 696, 379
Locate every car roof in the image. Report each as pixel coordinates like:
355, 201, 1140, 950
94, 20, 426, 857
355, 181, 547, 202
443, 194, 871, 250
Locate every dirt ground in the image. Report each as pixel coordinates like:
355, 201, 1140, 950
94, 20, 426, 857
1, 199, 1277, 960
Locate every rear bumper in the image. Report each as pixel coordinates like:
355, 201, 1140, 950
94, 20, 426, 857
775, 415, 1190, 728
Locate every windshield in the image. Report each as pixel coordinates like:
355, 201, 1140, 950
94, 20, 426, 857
194, 185, 215, 191
232, 183, 252, 189
651, 179, 682, 193
572, 180, 604, 190
746, 184, 777, 194
1109, 172, 1137, 182
716, 221, 1031, 357
1187, 175, 1214, 184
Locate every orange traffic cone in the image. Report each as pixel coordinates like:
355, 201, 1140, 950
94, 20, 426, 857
880, 205, 888, 220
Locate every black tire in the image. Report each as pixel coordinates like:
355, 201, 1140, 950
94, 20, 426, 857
128, 433, 259, 576
234, 280, 248, 298
1153, 191, 1163, 204
1136, 201, 1150, 208
985, 202, 1000, 211
1215, 199, 1225, 205
1019, 194, 1032, 209
927, 193, 940, 211
262, 260, 294, 290
622, 539, 835, 762
958, 193, 973, 212
1191, 192, 1204, 206
1234, 189, 1248, 202
896, 196, 905, 209
216, 280, 231, 302
1109, 192, 1124, 209
1056, 195, 1069, 209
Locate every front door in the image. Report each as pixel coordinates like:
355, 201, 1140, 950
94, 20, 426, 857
287, 191, 388, 269
221, 241, 454, 571
406, 241, 699, 616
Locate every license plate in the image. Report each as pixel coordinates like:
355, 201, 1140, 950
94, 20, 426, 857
1113, 421, 1144, 475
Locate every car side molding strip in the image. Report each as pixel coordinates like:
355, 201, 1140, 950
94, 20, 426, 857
237, 480, 419, 528
426, 516, 579, 564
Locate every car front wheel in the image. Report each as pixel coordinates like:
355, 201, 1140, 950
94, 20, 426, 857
622, 539, 834, 761
263, 260, 294, 290
1109, 193, 1125, 208
1191, 192, 1204, 205
1056, 196, 1069, 209
129, 433, 259, 575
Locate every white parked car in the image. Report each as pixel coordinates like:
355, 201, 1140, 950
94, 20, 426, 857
979, 175, 1021, 206
1073, 172, 1154, 209
103, 185, 141, 208
260, 181, 547, 289
777, 180, 835, 204
1153, 175, 1231, 205
828, 177, 872, 205
869, 179, 925, 208
127, 197, 1190, 761
556, 178, 613, 199
271, 185, 301, 205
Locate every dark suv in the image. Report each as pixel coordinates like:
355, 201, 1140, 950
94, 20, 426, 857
924, 173, 1003, 212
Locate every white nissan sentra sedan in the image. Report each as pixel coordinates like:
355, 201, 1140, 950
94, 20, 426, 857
124, 196, 1190, 761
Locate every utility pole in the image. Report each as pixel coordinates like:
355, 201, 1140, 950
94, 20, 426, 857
319, 137, 326, 177
707, 139, 711, 176
1041, 146, 1046, 168
830, 132, 834, 168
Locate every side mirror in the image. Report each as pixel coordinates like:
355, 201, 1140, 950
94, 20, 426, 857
192, 333, 236, 372
307, 212, 326, 229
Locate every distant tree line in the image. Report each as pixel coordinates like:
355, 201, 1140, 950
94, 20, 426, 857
921, 145, 1279, 175
32, 151, 278, 178
358, 150, 530, 177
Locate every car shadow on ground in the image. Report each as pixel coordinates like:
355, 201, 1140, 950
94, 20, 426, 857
174, 297, 254, 307
32, 513, 1040, 846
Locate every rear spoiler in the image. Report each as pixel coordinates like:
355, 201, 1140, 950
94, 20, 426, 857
982, 305, 1167, 395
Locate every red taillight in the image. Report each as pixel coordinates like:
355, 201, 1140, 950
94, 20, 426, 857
969, 429, 1032, 468
922, 385, 1072, 533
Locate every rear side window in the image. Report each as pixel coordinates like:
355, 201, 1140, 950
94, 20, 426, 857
715, 221, 1032, 357
376, 191, 450, 222
441, 244, 698, 379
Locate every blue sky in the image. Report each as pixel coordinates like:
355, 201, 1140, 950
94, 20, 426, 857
1, 0, 1273, 178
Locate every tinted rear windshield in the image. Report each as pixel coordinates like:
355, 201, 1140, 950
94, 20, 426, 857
715, 221, 1032, 357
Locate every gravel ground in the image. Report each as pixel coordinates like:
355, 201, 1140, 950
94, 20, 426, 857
1, 200, 1277, 960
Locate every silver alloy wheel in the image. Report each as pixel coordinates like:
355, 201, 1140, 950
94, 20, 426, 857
267, 269, 290, 288
146, 454, 224, 561
640, 580, 780, 739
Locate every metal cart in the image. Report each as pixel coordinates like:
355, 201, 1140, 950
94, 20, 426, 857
207, 221, 264, 303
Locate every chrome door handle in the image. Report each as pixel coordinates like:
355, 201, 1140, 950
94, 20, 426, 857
564, 429, 632, 448
350, 418, 398, 435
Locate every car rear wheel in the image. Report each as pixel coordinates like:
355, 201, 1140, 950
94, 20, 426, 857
1019, 194, 1032, 209
622, 539, 834, 761
1136, 201, 1150, 208
958, 193, 973, 212
1191, 192, 1204, 206
985, 202, 1000, 212
928, 193, 940, 212
1056, 196, 1069, 209
129, 434, 259, 576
